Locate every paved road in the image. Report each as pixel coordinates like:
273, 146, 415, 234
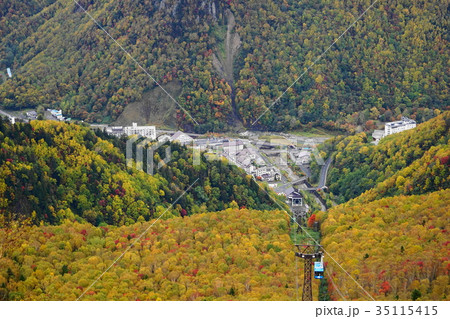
0, 109, 14, 119
297, 182, 327, 211
318, 156, 333, 188
0, 109, 28, 123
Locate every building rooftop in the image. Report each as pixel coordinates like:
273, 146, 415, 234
385, 117, 416, 128
287, 190, 303, 199
298, 150, 311, 158
127, 122, 155, 129
274, 184, 295, 195
372, 130, 385, 138
171, 131, 193, 141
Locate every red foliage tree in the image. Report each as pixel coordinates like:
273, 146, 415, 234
307, 214, 316, 228
379, 281, 391, 296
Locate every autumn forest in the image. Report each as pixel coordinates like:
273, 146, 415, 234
0, 0, 449, 303
0, 0, 448, 132
0, 113, 448, 300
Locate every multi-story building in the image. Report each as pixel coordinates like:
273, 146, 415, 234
255, 166, 281, 181
106, 126, 125, 137
385, 117, 416, 136
106, 123, 156, 139
124, 123, 156, 139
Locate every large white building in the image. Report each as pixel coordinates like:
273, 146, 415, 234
106, 123, 156, 139
385, 117, 416, 136
123, 122, 156, 139
106, 126, 125, 137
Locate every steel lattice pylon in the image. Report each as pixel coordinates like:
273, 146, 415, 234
302, 256, 313, 300
295, 245, 322, 301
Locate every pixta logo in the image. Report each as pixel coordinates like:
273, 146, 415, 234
126, 136, 172, 175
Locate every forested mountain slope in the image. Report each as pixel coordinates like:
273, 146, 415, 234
0, 118, 276, 226
313, 111, 450, 202
0, 209, 303, 301
0, 0, 448, 132
353, 142, 449, 204
318, 189, 450, 301
313, 113, 449, 301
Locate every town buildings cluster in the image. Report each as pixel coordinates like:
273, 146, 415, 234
100, 123, 288, 184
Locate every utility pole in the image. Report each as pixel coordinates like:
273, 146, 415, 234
295, 244, 323, 301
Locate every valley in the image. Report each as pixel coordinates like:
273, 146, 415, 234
0, 0, 448, 306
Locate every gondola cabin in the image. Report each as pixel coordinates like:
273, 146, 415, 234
314, 261, 324, 279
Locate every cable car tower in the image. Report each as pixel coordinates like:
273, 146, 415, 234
295, 244, 324, 301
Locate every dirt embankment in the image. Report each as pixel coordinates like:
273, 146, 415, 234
114, 81, 182, 129
212, 9, 241, 85
116, 9, 242, 130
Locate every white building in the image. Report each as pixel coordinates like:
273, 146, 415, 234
123, 123, 156, 139
256, 166, 270, 177
26, 111, 38, 119
47, 109, 65, 121
243, 164, 256, 175
106, 126, 125, 137
255, 166, 281, 181
385, 117, 416, 136
48, 109, 62, 117
157, 134, 171, 143
171, 131, 194, 145
286, 190, 303, 207
296, 150, 311, 165
372, 130, 385, 144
